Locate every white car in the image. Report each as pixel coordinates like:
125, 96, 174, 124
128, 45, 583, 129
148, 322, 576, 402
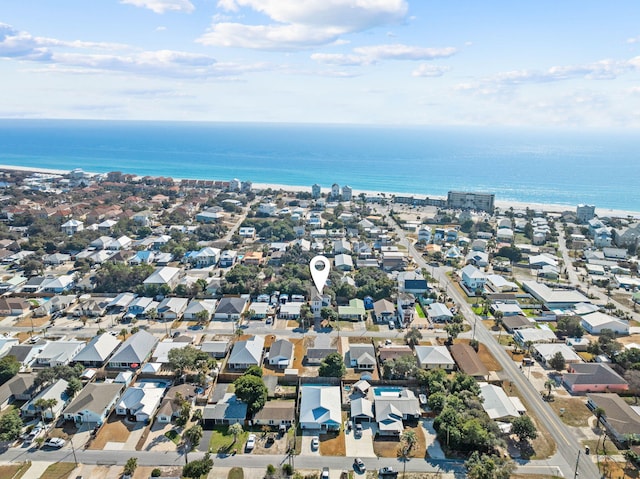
311, 436, 319, 450
44, 437, 66, 448
321, 467, 329, 478
245, 433, 256, 450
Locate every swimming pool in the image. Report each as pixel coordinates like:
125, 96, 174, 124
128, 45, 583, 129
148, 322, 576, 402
373, 386, 404, 397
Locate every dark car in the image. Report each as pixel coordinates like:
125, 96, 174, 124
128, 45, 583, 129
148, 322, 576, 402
354, 458, 365, 471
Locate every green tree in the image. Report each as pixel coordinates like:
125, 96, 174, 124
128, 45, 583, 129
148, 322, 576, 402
183, 424, 203, 464
444, 322, 463, 344
244, 365, 263, 377
298, 304, 313, 330
465, 451, 515, 479
544, 379, 555, 400
318, 352, 345, 378
123, 457, 138, 476
234, 374, 267, 413
34, 397, 57, 423
0, 355, 20, 385
400, 429, 418, 455
404, 328, 423, 347
0, 409, 23, 441
182, 452, 213, 479
512, 415, 537, 442
320, 307, 338, 322
120, 328, 128, 340
556, 316, 584, 338
228, 422, 244, 444
549, 351, 566, 371
495, 246, 522, 263
66, 377, 82, 397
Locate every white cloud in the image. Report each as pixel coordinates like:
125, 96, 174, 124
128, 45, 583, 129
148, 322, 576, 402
120, 0, 195, 14
199, 0, 408, 50
312, 43, 457, 67
627, 36, 640, 44
412, 64, 451, 77
310, 52, 368, 66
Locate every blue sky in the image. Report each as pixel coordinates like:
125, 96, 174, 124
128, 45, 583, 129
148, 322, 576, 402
1, 0, 640, 127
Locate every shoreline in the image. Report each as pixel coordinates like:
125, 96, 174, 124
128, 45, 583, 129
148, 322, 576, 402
1, 164, 639, 219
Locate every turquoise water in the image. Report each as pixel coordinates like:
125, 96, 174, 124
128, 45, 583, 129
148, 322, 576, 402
0, 119, 638, 211
373, 386, 404, 396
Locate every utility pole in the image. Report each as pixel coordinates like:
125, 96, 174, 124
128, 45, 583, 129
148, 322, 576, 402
573, 450, 581, 479
70, 438, 78, 466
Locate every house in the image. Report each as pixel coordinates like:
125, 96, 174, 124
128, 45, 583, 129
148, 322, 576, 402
0, 373, 37, 410
107, 235, 133, 251
61, 219, 83, 235
252, 400, 295, 428
267, 339, 293, 369
333, 239, 352, 254
199, 341, 230, 359
372, 299, 395, 323
513, 328, 557, 346
157, 297, 189, 320
502, 315, 534, 333
299, 386, 341, 431
36, 340, 84, 367
116, 384, 165, 422
196, 209, 224, 223
466, 251, 489, 267
378, 345, 414, 364
522, 281, 590, 309
491, 302, 524, 317
143, 266, 181, 290
238, 227, 256, 239
351, 397, 374, 423
305, 347, 337, 365
107, 292, 137, 312
278, 302, 303, 319
486, 275, 518, 293
248, 302, 271, 319
0, 336, 19, 357
152, 340, 189, 363
348, 344, 376, 370
562, 363, 629, 394
414, 346, 455, 370
397, 271, 428, 294
586, 393, 640, 446
0, 298, 31, 316
108, 330, 158, 369
214, 297, 248, 320
228, 335, 264, 370
450, 343, 489, 379
460, 265, 486, 293
73, 334, 121, 367
427, 303, 453, 323
42, 275, 74, 294
581, 312, 629, 335
183, 299, 217, 321
533, 343, 582, 367
219, 250, 238, 268
62, 382, 123, 425
189, 247, 221, 268
21, 378, 69, 420
43, 253, 71, 266
203, 393, 247, 427
75, 298, 110, 318
478, 383, 522, 420
381, 250, 405, 270
5, 344, 42, 370
373, 387, 421, 436
334, 253, 354, 271
338, 298, 366, 321
243, 251, 264, 265
156, 384, 198, 423
127, 297, 157, 317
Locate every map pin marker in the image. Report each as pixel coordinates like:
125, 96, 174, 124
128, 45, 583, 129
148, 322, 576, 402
310, 255, 331, 295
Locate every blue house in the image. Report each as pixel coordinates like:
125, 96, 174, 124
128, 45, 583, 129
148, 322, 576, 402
363, 296, 374, 310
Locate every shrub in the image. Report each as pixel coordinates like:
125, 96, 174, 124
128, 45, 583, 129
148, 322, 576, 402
151, 468, 162, 477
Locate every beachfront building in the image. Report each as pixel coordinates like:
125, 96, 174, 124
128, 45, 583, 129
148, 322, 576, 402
342, 185, 352, 201
576, 204, 596, 223
311, 184, 321, 198
447, 191, 495, 213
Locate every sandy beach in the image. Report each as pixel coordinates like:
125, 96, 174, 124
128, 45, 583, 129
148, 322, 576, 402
1, 164, 638, 219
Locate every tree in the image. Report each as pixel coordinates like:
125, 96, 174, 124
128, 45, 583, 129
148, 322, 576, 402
625, 369, 640, 404
120, 328, 128, 340
194, 309, 210, 325
404, 328, 423, 347
123, 457, 138, 476
543, 379, 555, 400
298, 304, 313, 330
465, 451, 515, 479
495, 246, 522, 263
549, 351, 566, 372
593, 407, 606, 428
320, 307, 338, 322
400, 429, 418, 455
556, 316, 584, 338
318, 352, 345, 378
0, 355, 20, 385
234, 374, 267, 413
182, 452, 213, 479
228, 422, 243, 444
245, 365, 263, 377
175, 402, 191, 427
183, 424, 203, 464
34, 397, 57, 423
512, 415, 537, 442
66, 377, 82, 397
0, 408, 23, 441
444, 322, 463, 344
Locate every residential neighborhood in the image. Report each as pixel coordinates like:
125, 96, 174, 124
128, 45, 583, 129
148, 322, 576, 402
0, 170, 636, 479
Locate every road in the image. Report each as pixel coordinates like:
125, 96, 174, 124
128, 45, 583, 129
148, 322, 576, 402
381, 207, 600, 479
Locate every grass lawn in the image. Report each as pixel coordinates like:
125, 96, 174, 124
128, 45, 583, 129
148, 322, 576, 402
415, 304, 426, 319
39, 462, 77, 479
373, 437, 400, 458
164, 429, 181, 444
0, 463, 31, 479
599, 458, 640, 479
548, 396, 592, 427
578, 352, 595, 362
366, 323, 380, 332
319, 430, 346, 456
477, 342, 503, 371
582, 438, 620, 456
228, 466, 244, 479
208, 426, 249, 454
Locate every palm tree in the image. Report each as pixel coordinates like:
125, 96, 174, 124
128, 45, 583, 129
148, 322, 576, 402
543, 379, 555, 400
120, 328, 128, 340
494, 310, 505, 342
593, 407, 606, 429
228, 422, 243, 445
400, 429, 417, 455
183, 424, 203, 464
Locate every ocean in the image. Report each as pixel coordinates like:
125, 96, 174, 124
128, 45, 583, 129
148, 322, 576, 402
0, 119, 638, 212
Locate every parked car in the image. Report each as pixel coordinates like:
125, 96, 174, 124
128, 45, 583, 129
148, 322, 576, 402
245, 434, 256, 451
355, 423, 363, 436
311, 436, 319, 450
379, 466, 395, 474
354, 458, 365, 471
388, 321, 395, 330
321, 467, 329, 479
44, 437, 66, 448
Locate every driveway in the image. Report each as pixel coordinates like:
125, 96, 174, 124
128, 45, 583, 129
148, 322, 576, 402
421, 419, 444, 459
299, 431, 320, 457
344, 422, 376, 458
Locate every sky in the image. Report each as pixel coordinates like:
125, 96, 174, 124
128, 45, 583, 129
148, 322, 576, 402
1, 0, 640, 127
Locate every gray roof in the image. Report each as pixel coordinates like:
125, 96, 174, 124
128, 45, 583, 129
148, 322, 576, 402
306, 348, 337, 361
63, 382, 123, 415
108, 330, 158, 365
349, 344, 375, 364
587, 393, 640, 436
215, 297, 248, 315
563, 363, 628, 387
203, 393, 247, 422
228, 335, 264, 366
74, 334, 121, 364
253, 400, 295, 422
0, 373, 37, 404
268, 339, 293, 361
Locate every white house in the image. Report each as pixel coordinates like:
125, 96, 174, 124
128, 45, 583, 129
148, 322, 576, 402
183, 299, 217, 321
61, 219, 83, 235
143, 266, 181, 290
479, 383, 523, 420
460, 265, 486, 292
299, 386, 341, 431
228, 335, 264, 370
36, 340, 84, 367
62, 382, 123, 425
414, 346, 455, 370
116, 385, 165, 422
157, 297, 189, 320
581, 312, 629, 335
533, 343, 582, 367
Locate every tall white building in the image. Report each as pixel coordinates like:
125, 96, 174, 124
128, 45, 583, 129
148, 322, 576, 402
331, 183, 340, 199
311, 184, 321, 198
576, 204, 596, 223
342, 185, 352, 201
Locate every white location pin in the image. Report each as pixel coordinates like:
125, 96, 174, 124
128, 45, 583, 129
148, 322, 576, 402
310, 255, 331, 294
